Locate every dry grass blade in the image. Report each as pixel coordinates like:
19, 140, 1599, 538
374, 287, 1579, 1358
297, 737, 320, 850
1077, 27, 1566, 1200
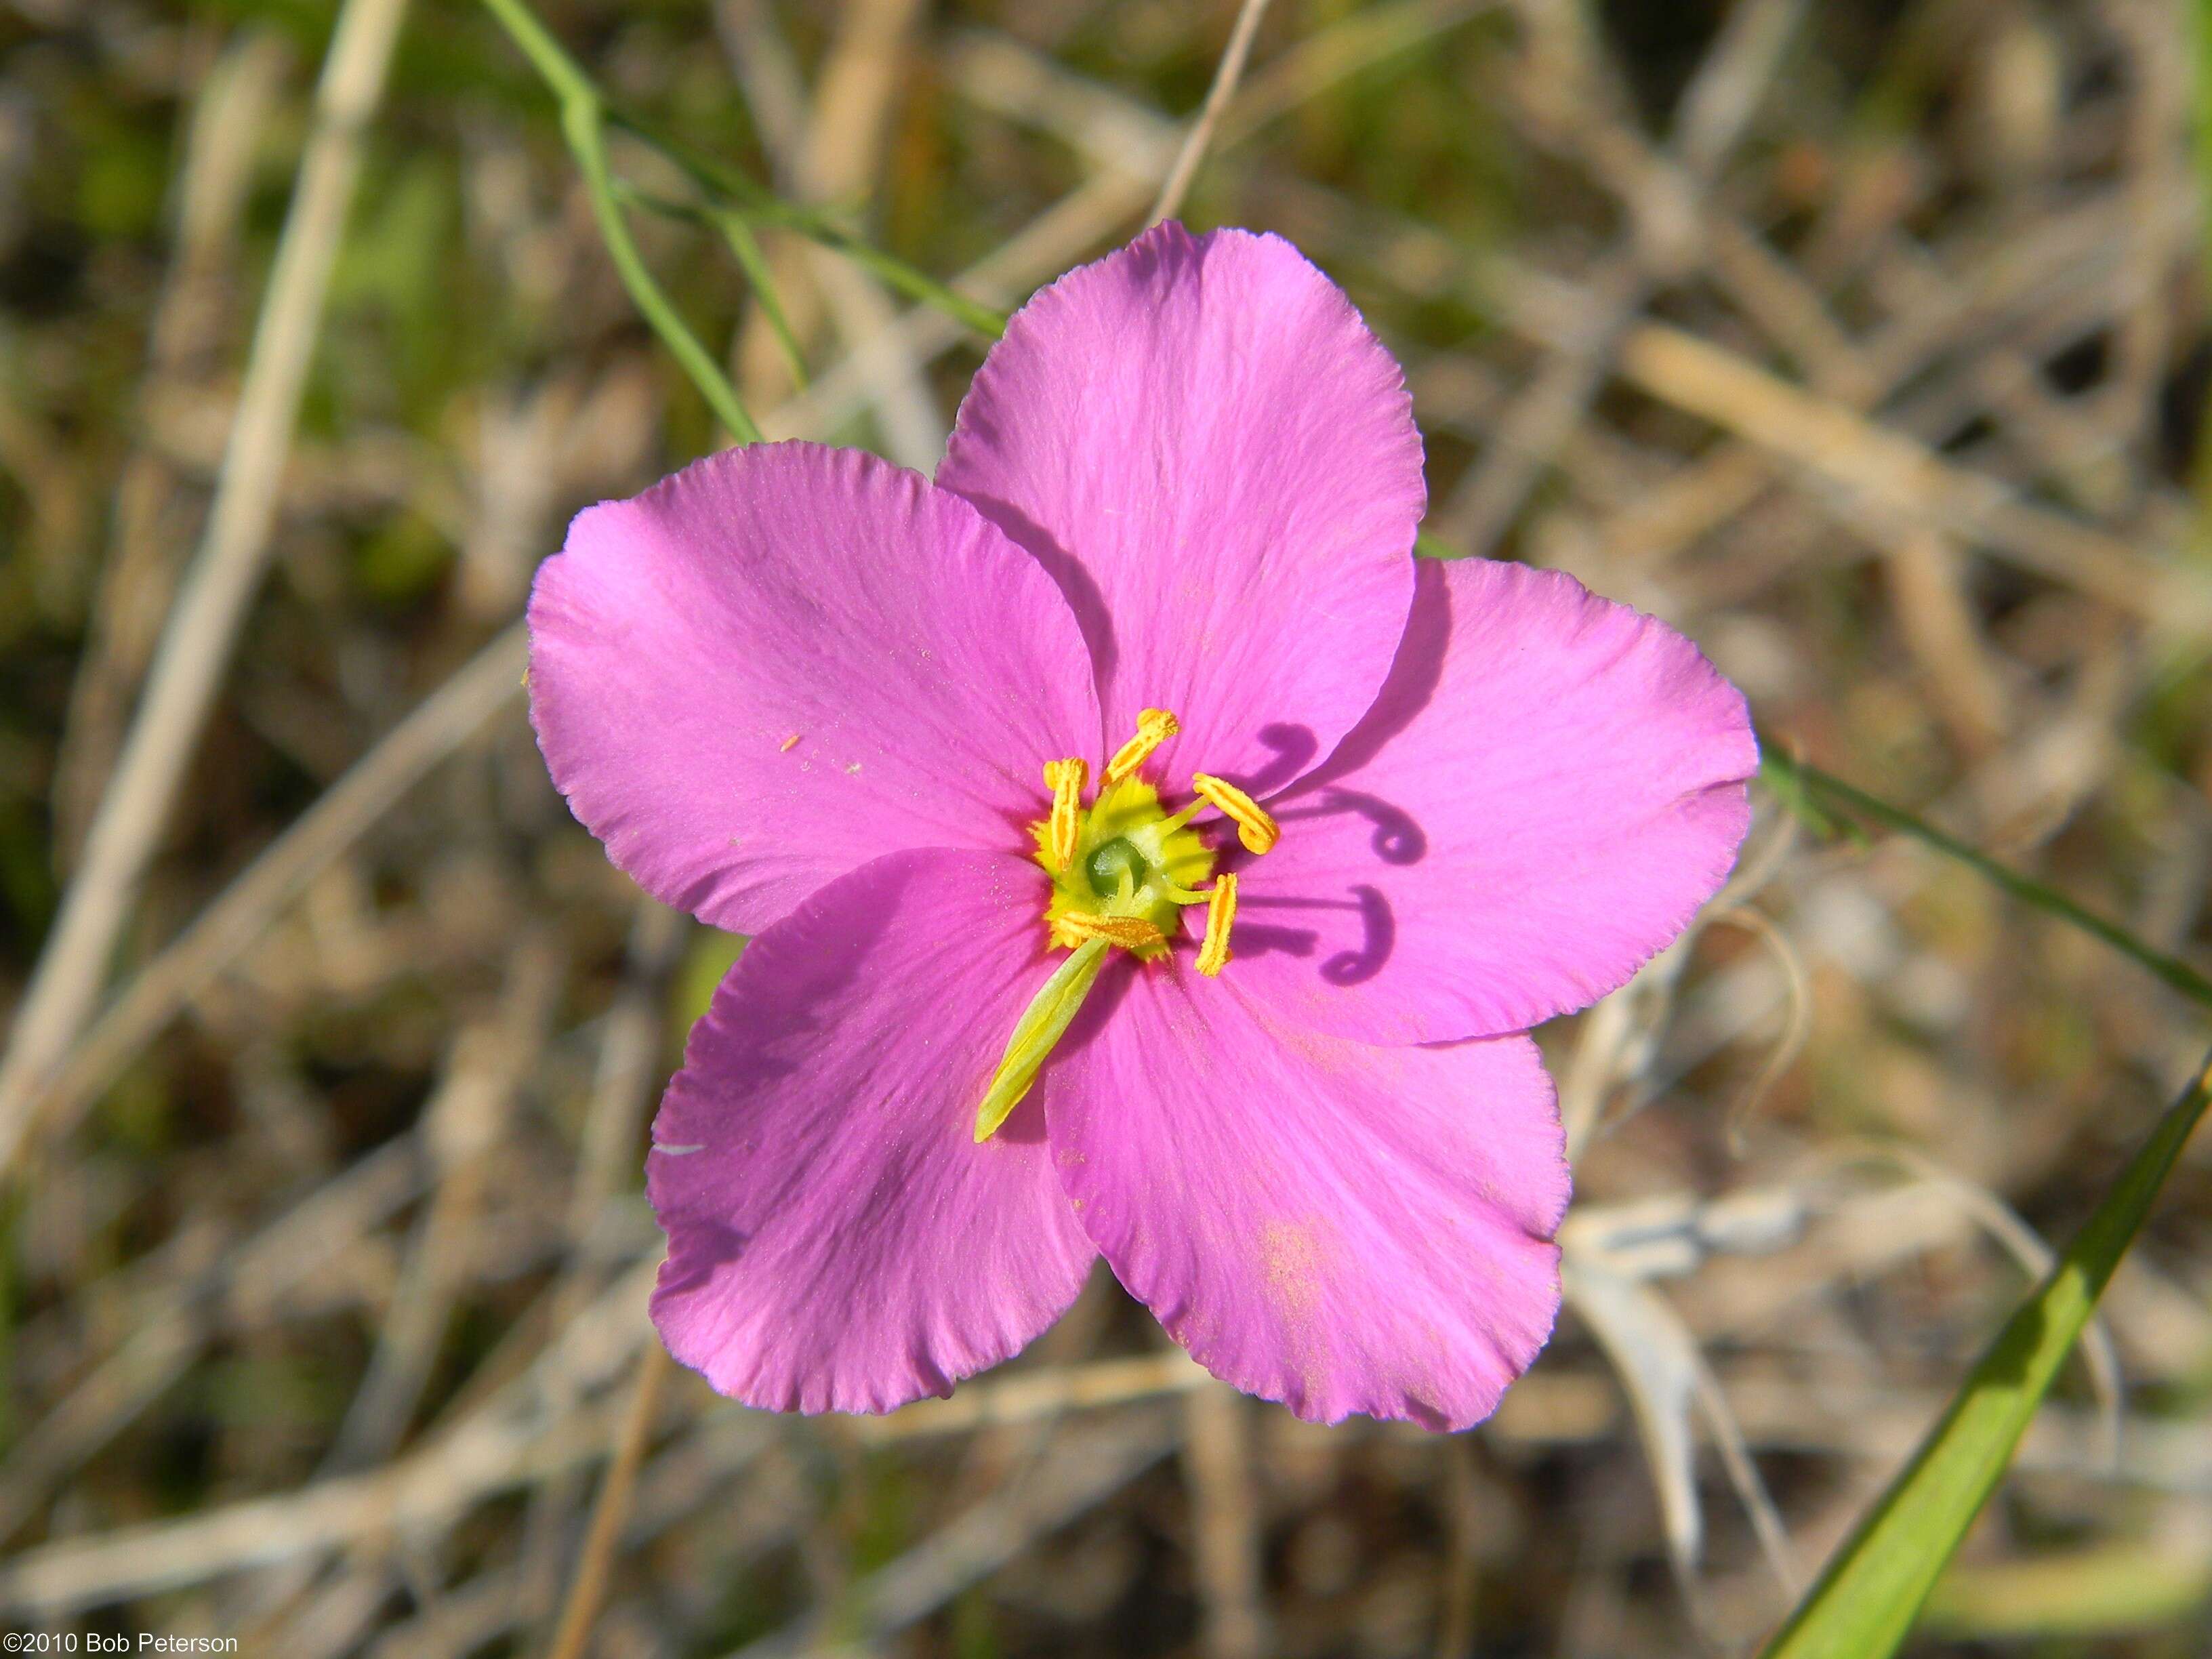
1560, 1254, 1709, 1587
1149, 0, 1277, 226
24, 624, 526, 1159
325, 934, 564, 1470
545, 1343, 672, 1659
0, 0, 413, 1168
729, 1412, 1181, 1659
51, 30, 293, 860
1616, 323, 2210, 626
1181, 1380, 1271, 1659
0, 1264, 658, 1616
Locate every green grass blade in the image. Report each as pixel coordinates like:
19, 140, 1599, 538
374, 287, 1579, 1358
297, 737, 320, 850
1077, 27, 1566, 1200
562, 103, 760, 445
711, 207, 810, 390
1759, 1052, 2212, 1659
480, 0, 1000, 428
804, 222, 1008, 340
476, 0, 594, 106
598, 110, 1010, 339
1761, 747, 2212, 1008
481, 0, 1008, 354
480, 0, 761, 445
613, 182, 812, 392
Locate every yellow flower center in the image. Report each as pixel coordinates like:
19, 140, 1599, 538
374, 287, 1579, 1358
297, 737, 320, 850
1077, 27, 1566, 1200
1035, 775, 1213, 960
974, 707, 1280, 1141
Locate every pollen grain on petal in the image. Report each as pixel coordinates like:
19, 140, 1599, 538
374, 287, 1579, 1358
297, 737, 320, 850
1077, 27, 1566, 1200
1059, 911, 1167, 951
1191, 773, 1279, 855
1104, 707, 1180, 783
1195, 873, 1238, 977
1043, 756, 1088, 870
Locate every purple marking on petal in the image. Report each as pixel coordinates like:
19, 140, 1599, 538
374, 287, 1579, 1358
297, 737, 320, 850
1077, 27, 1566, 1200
528, 441, 1099, 935
939, 223, 1423, 789
1040, 966, 1568, 1431
649, 847, 1096, 1414
1233, 557, 1759, 1044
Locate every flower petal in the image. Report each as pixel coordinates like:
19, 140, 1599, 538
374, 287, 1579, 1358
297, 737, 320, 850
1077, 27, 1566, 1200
1039, 968, 1567, 1430
937, 224, 1422, 794
649, 847, 1096, 1413
1231, 558, 1757, 1044
529, 442, 1100, 935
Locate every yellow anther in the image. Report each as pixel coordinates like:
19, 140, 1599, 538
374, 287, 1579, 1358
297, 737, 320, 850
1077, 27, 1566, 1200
1058, 912, 1167, 951
1043, 757, 1088, 870
1194, 875, 1238, 978
1190, 773, 1280, 855
1104, 707, 1180, 783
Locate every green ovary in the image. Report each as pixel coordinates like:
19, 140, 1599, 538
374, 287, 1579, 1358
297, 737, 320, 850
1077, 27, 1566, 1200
1031, 777, 1217, 960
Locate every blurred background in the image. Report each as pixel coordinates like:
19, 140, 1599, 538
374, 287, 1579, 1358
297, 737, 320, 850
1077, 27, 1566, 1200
5, 0, 2212, 1653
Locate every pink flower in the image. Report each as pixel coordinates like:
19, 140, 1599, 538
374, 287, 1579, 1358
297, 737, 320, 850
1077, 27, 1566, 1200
527, 224, 1757, 1429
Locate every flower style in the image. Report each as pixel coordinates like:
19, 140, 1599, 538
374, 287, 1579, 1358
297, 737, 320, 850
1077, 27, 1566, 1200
527, 224, 1757, 1429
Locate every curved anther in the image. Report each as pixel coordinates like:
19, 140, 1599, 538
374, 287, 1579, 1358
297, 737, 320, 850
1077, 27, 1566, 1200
1104, 707, 1180, 784
1190, 773, 1279, 855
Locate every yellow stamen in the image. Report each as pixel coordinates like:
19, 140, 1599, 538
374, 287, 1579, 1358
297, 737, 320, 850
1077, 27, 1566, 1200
1190, 773, 1280, 855
1057, 911, 1167, 951
1043, 757, 1088, 869
1195, 875, 1238, 977
1104, 707, 1180, 784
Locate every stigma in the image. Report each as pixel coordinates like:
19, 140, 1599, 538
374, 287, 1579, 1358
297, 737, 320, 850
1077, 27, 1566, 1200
976, 709, 1282, 1140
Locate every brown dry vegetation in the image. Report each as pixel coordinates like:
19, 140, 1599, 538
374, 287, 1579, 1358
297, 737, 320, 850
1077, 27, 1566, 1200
4, 0, 2212, 1654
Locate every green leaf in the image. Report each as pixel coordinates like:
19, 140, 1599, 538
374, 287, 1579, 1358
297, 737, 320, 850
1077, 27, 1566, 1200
1759, 1052, 2212, 1659
1760, 747, 2212, 1008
